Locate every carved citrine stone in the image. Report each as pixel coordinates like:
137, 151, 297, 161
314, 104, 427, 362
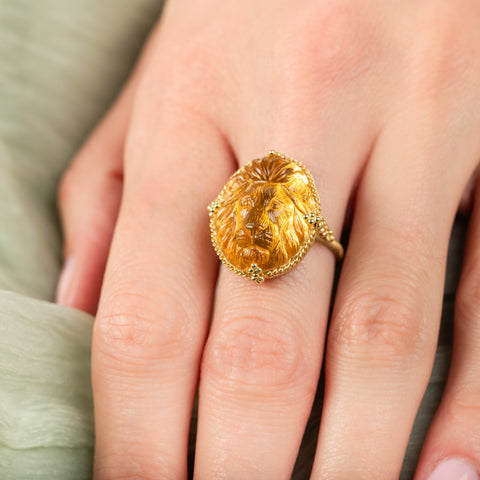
209, 152, 322, 283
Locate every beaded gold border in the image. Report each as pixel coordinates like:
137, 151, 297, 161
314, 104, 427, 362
208, 151, 323, 283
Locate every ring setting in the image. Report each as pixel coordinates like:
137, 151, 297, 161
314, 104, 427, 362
208, 151, 343, 283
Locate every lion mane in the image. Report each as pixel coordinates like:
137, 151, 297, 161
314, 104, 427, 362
214, 156, 317, 272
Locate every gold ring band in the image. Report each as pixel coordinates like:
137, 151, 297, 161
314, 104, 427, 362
316, 231, 344, 260
208, 151, 343, 283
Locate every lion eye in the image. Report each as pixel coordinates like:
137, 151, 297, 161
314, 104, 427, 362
268, 199, 283, 211
240, 196, 254, 208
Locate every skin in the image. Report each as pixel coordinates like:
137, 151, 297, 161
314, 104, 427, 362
56, 0, 480, 478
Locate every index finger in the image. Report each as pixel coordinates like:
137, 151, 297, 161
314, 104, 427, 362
92, 111, 233, 479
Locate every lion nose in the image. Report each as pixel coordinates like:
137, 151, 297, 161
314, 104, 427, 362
245, 222, 266, 235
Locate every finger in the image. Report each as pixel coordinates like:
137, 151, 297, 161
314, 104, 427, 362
413, 177, 480, 480
92, 112, 234, 479
194, 128, 366, 478
311, 113, 474, 479
56, 98, 126, 314
193, 13, 384, 471
56, 25, 162, 314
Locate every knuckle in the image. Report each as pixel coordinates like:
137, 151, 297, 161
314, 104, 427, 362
94, 291, 197, 367
58, 167, 80, 207
202, 312, 313, 391
330, 286, 430, 364
95, 453, 180, 480
141, 39, 216, 107
277, 3, 373, 90
409, 12, 480, 96
95, 471, 155, 480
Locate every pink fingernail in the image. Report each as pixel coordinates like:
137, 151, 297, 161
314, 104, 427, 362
428, 458, 479, 480
56, 256, 75, 306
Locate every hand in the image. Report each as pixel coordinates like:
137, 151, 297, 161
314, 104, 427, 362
57, 1, 480, 478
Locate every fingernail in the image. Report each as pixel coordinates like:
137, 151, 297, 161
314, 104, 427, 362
428, 458, 479, 480
56, 256, 75, 306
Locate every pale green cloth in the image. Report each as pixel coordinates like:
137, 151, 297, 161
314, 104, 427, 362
0, 1, 459, 479
0, 1, 163, 478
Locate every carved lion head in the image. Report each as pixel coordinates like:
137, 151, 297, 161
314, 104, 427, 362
214, 155, 318, 272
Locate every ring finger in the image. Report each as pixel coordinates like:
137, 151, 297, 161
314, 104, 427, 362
311, 105, 479, 480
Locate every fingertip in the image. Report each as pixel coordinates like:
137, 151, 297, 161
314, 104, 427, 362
56, 250, 105, 315
426, 458, 479, 480
56, 255, 75, 307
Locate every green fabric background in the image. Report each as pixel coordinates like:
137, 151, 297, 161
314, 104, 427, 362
0, 1, 163, 478
0, 1, 462, 478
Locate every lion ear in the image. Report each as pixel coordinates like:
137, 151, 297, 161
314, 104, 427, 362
288, 178, 311, 203
220, 173, 250, 204
223, 176, 243, 198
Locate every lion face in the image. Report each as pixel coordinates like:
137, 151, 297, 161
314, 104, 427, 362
213, 155, 318, 273
230, 183, 303, 270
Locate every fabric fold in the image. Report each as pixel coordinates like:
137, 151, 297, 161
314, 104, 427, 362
0, 290, 94, 479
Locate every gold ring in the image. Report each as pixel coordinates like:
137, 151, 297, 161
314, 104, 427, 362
208, 151, 343, 284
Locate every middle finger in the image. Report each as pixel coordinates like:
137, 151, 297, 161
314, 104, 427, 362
194, 128, 366, 479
